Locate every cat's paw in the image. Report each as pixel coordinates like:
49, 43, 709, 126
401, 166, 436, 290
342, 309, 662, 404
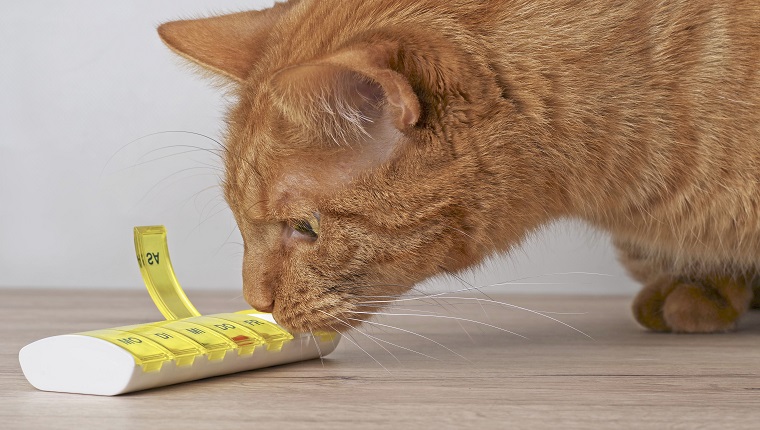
632, 276, 753, 333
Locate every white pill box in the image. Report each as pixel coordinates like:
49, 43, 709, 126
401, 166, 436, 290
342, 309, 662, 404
20, 311, 340, 396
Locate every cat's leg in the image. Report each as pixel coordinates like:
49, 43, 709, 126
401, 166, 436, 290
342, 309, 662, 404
615, 239, 754, 333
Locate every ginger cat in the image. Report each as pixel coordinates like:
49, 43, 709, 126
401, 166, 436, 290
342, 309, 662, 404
157, 0, 760, 334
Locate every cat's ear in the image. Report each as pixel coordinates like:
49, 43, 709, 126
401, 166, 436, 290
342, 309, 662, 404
272, 47, 421, 132
157, 2, 295, 82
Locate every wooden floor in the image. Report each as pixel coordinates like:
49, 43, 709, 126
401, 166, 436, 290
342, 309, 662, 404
1, 288, 759, 429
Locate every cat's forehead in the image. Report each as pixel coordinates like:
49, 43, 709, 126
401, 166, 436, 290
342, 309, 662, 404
223, 59, 413, 220
223, 105, 335, 218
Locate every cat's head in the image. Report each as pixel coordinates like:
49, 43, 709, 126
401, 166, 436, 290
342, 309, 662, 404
158, 4, 545, 332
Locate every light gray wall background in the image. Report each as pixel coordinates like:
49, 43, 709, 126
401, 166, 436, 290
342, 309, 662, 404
0, 0, 638, 295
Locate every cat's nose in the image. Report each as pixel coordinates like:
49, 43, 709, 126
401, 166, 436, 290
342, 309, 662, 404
242, 261, 276, 313
254, 299, 274, 313
243, 280, 276, 313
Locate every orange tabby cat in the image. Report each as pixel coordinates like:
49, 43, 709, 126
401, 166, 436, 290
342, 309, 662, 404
157, 0, 760, 334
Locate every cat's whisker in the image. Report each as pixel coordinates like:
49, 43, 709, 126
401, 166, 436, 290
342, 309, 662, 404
344, 283, 480, 339
333, 273, 598, 340
318, 310, 400, 364
178, 184, 222, 206
309, 328, 325, 368
360, 301, 442, 307
443, 271, 593, 332
356, 301, 479, 342
198, 198, 229, 224
147, 174, 225, 216
132, 167, 220, 209
350, 318, 470, 362
329, 283, 447, 308
359, 286, 593, 338
423, 299, 477, 339
379, 299, 587, 315
469, 271, 616, 292
348, 310, 528, 339
212, 223, 242, 258
445, 270, 493, 321
192, 156, 225, 168
198, 196, 229, 220
366, 335, 440, 362
108, 148, 225, 176
364, 295, 593, 340
446, 296, 594, 339
174, 185, 225, 221
185, 204, 233, 238
481, 280, 610, 289
360, 271, 614, 305
334, 283, 438, 298
195, 192, 225, 219
355, 304, 442, 315
135, 144, 224, 163
454, 319, 476, 344
339, 272, 614, 300
337, 327, 392, 374
105, 131, 267, 219
240, 198, 269, 218
228, 293, 245, 302
327, 282, 413, 293
135, 144, 223, 164
226, 144, 266, 185
101, 130, 226, 178
343, 321, 441, 362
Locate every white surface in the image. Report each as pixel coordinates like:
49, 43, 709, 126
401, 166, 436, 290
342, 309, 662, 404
0, 1, 638, 295
19, 327, 340, 396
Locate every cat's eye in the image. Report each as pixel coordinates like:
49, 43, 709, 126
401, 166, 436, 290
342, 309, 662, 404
288, 213, 320, 240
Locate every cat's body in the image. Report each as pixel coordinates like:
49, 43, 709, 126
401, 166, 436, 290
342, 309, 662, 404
158, 0, 760, 333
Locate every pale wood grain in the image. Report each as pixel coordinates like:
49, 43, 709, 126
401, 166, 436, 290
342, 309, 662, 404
1, 288, 758, 429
